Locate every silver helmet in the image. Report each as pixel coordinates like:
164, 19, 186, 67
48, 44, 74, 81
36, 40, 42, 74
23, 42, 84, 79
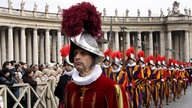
64, 56, 74, 66
69, 32, 104, 63
111, 57, 121, 66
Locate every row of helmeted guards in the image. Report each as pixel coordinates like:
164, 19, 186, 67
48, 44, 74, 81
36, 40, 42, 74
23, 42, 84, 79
101, 47, 189, 108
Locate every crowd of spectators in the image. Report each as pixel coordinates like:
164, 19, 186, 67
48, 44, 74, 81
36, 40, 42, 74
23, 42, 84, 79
0, 60, 65, 108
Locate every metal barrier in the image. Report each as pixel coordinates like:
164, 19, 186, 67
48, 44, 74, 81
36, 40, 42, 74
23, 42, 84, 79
0, 82, 58, 108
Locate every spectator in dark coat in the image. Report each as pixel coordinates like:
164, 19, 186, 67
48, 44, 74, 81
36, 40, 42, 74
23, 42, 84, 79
22, 68, 37, 107
0, 68, 15, 108
54, 56, 74, 107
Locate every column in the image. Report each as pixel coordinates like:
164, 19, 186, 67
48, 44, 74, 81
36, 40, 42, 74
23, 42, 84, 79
174, 35, 179, 60
160, 31, 165, 56
39, 32, 45, 64
1, 28, 6, 63
189, 31, 192, 59
148, 31, 153, 55
8, 26, 14, 61
14, 29, 19, 62
20, 27, 26, 63
125, 31, 130, 49
27, 31, 32, 65
167, 31, 172, 59
45, 29, 50, 64
57, 30, 62, 64
184, 30, 189, 62
137, 32, 142, 53
52, 33, 57, 63
33, 28, 38, 64
103, 31, 108, 51
115, 31, 119, 51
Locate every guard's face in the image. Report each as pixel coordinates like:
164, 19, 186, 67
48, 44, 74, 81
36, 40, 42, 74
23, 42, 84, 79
104, 60, 110, 66
111, 63, 119, 70
138, 61, 143, 66
73, 48, 94, 73
65, 63, 73, 72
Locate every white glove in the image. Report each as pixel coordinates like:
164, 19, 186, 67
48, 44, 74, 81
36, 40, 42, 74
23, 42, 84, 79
129, 83, 133, 86
149, 81, 151, 84
161, 79, 164, 82
173, 78, 177, 82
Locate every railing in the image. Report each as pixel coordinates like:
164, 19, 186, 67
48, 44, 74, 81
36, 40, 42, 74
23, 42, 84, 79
0, 82, 58, 108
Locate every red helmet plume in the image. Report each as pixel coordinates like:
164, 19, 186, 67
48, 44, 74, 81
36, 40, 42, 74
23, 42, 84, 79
137, 50, 145, 63
110, 50, 122, 66
147, 55, 155, 66
126, 47, 135, 60
104, 49, 112, 57
168, 58, 173, 66
155, 55, 161, 65
161, 56, 166, 66
62, 2, 101, 39
60, 45, 70, 57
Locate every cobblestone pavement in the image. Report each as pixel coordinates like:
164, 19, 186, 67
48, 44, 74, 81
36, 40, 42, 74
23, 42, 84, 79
142, 86, 192, 108
162, 85, 192, 108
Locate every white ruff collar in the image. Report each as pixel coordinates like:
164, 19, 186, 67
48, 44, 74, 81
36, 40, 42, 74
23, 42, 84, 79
72, 65, 102, 86
127, 62, 136, 67
169, 67, 174, 70
141, 64, 145, 68
63, 69, 74, 76
112, 67, 121, 73
151, 66, 156, 70
156, 67, 162, 70
102, 64, 109, 68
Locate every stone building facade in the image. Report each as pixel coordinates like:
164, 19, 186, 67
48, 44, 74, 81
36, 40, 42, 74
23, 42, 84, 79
0, 1, 191, 65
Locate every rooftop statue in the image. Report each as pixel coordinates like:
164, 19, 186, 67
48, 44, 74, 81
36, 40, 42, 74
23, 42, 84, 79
172, 1, 180, 15
8, 0, 12, 9
167, 7, 171, 15
148, 9, 151, 17
33, 2, 37, 12
103, 8, 106, 16
137, 9, 140, 17
20, 0, 25, 11
160, 8, 164, 16
115, 8, 118, 17
184, 7, 188, 15
45, 3, 49, 13
126, 9, 129, 17
57, 5, 61, 14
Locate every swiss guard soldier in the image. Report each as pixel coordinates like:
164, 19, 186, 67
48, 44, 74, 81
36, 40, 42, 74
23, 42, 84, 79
102, 49, 112, 78
54, 44, 74, 107
147, 55, 160, 108
168, 59, 177, 101
109, 50, 128, 89
126, 47, 144, 108
160, 56, 171, 105
179, 62, 189, 95
61, 2, 129, 108
173, 60, 181, 100
155, 55, 165, 107
186, 62, 192, 86
137, 50, 145, 68
137, 50, 150, 108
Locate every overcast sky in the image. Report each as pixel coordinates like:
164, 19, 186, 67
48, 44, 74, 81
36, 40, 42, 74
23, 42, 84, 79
1, 0, 191, 16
